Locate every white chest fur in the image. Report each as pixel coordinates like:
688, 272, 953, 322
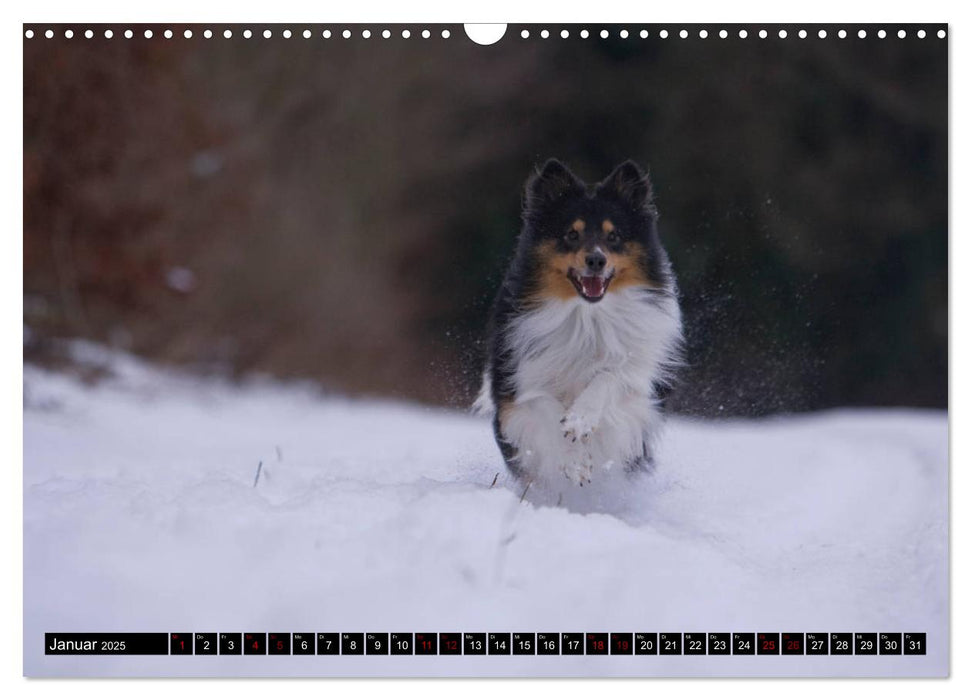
505, 287, 682, 406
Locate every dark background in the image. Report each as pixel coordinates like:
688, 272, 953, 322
23, 24, 948, 415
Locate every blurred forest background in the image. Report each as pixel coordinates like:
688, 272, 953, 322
23, 25, 948, 416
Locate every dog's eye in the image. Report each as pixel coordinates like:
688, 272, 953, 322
564, 230, 580, 243
606, 232, 620, 244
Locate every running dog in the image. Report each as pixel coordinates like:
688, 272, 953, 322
475, 159, 682, 487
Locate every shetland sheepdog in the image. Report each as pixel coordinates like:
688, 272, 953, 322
474, 159, 682, 488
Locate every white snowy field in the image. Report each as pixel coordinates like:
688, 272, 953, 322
23, 343, 948, 677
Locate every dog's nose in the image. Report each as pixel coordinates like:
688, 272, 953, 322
585, 251, 607, 273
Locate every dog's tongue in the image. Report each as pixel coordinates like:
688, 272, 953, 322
580, 276, 606, 298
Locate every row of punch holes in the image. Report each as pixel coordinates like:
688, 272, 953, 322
25, 28, 455, 40
24, 27, 948, 41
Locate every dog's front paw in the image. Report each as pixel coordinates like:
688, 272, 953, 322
561, 450, 594, 486
560, 411, 597, 445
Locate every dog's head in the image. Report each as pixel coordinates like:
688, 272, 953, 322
520, 159, 665, 304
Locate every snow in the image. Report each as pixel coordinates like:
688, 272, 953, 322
23, 343, 948, 677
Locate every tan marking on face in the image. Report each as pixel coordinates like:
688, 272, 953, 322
608, 242, 658, 289
570, 219, 586, 234
531, 239, 659, 302
531, 241, 586, 301
602, 219, 615, 234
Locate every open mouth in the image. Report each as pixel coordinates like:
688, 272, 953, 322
568, 269, 613, 302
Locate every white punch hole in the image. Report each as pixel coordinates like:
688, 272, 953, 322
464, 24, 507, 45
464, 23, 508, 46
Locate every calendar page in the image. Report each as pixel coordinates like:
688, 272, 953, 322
22, 21, 948, 678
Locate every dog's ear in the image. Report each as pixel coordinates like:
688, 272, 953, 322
525, 159, 584, 206
598, 160, 654, 212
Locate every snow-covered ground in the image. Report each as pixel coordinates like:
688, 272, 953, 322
23, 343, 948, 677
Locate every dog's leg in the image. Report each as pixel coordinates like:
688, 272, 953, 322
492, 412, 526, 481
624, 441, 656, 473
568, 385, 661, 477
560, 371, 623, 445
501, 393, 592, 485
